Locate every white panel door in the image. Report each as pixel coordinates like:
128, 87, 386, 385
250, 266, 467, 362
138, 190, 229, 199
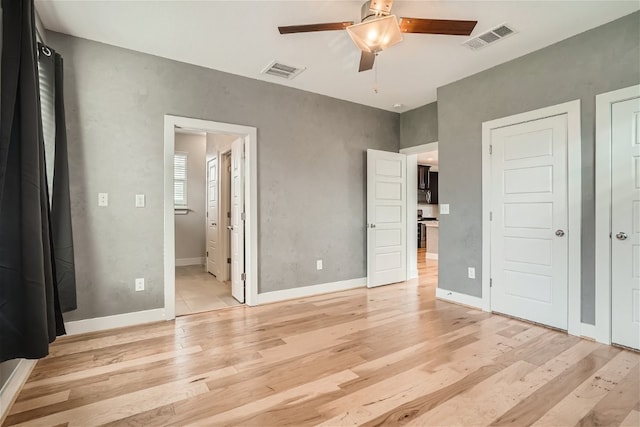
367, 149, 407, 288
611, 97, 640, 350
490, 115, 569, 329
206, 157, 218, 276
230, 138, 245, 303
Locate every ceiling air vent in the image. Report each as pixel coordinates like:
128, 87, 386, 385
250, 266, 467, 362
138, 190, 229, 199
463, 23, 517, 51
261, 60, 306, 80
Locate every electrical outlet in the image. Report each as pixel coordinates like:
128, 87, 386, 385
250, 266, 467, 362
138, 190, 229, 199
135, 278, 145, 291
440, 204, 450, 215
98, 193, 109, 207
316, 259, 323, 270
468, 267, 476, 279
135, 194, 145, 208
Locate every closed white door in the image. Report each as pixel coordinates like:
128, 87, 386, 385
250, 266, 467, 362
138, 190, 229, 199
206, 157, 218, 276
230, 138, 245, 303
611, 97, 640, 350
490, 115, 569, 330
367, 149, 407, 288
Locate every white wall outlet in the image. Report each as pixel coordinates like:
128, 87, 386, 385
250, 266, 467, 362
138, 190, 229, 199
135, 194, 145, 208
98, 193, 109, 207
468, 267, 476, 279
135, 278, 145, 291
440, 204, 450, 215
316, 259, 323, 270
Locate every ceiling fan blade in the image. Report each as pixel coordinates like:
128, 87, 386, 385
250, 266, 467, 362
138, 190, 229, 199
278, 22, 353, 34
359, 51, 375, 72
399, 18, 477, 36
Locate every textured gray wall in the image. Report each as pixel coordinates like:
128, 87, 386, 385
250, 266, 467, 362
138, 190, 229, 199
435, 12, 640, 324
0, 359, 20, 393
400, 101, 438, 148
48, 31, 399, 321
174, 133, 206, 261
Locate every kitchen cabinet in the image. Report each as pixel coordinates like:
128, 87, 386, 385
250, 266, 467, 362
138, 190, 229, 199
417, 167, 438, 204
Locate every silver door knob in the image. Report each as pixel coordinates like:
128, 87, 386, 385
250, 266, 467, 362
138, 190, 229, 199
227, 225, 234, 231
555, 229, 565, 237
616, 232, 628, 240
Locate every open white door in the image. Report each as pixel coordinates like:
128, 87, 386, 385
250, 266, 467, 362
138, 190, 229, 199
206, 157, 218, 276
611, 96, 640, 350
230, 138, 245, 303
367, 149, 407, 288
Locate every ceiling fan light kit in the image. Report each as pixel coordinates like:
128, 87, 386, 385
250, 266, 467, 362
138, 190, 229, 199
346, 15, 403, 53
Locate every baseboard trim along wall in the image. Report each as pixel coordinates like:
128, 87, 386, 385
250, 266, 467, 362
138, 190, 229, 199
256, 277, 366, 305
64, 308, 167, 336
175, 257, 205, 267
436, 287, 486, 311
426, 253, 438, 260
0, 359, 37, 424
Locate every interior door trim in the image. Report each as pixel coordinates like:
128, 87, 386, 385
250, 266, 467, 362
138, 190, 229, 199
481, 100, 582, 337
594, 85, 640, 345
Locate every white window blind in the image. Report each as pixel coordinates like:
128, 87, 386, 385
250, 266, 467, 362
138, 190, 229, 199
174, 152, 188, 207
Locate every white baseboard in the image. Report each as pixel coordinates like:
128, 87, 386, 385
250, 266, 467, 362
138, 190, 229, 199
0, 359, 37, 424
64, 308, 167, 336
436, 287, 485, 311
580, 322, 598, 341
175, 257, 205, 267
426, 253, 438, 260
408, 269, 419, 280
256, 277, 366, 305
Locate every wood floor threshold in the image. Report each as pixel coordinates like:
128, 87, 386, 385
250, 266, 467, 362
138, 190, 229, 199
4, 256, 639, 426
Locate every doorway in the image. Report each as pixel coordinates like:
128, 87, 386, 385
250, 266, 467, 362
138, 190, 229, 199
482, 100, 581, 335
595, 85, 640, 350
400, 142, 440, 292
164, 116, 258, 321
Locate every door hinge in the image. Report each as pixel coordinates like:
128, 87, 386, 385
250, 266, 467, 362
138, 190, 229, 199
206, 211, 208, 218
241, 272, 246, 281
227, 258, 231, 264
206, 251, 209, 257
489, 145, 493, 155
489, 211, 493, 221
490, 278, 493, 287
241, 212, 246, 221
227, 211, 231, 218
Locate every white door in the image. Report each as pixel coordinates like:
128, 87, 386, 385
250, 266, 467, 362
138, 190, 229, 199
367, 149, 407, 288
490, 115, 569, 330
230, 138, 245, 303
206, 157, 218, 276
611, 97, 640, 350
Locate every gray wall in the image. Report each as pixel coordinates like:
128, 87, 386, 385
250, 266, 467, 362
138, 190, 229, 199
174, 133, 206, 261
48, 31, 399, 321
0, 359, 20, 394
432, 11, 639, 324
400, 101, 438, 148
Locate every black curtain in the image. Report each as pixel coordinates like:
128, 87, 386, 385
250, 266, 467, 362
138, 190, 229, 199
0, 0, 68, 362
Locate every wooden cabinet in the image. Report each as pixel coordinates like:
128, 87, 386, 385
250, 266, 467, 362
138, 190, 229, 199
417, 167, 438, 204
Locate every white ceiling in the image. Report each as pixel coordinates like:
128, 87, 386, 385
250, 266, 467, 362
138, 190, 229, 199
417, 150, 438, 168
35, 1, 639, 112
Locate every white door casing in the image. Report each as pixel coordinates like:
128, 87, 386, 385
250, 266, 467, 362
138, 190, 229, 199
367, 149, 407, 288
231, 138, 245, 303
611, 97, 640, 350
489, 115, 569, 330
206, 157, 218, 276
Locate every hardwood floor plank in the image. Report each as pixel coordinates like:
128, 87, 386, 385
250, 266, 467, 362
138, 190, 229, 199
576, 363, 640, 427
4, 255, 639, 427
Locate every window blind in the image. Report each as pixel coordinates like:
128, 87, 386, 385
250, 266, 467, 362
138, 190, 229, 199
174, 152, 188, 207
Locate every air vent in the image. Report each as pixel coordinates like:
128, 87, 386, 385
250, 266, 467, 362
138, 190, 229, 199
463, 23, 517, 51
261, 60, 306, 80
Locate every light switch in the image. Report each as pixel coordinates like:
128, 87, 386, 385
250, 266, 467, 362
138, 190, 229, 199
317, 260, 323, 270
98, 193, 108, 207
135, 194, 145, 208
468, 267, 476, 279
440, 204, 450, 215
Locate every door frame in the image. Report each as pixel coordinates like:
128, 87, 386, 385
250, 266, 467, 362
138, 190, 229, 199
164, 115, 258, 319
594, 85, 640, 345
400, 141, 438, 280
481, 100, 581, 336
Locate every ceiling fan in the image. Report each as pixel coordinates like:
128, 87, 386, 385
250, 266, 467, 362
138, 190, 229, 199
278, 0, 478, 72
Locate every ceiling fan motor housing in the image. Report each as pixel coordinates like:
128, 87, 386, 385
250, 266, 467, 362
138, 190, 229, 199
363, 0, 394, 21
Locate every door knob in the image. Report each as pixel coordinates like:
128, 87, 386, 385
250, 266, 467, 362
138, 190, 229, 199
227, 225, 234, 231
616, 232, 628, 240
555, 229, 565, 237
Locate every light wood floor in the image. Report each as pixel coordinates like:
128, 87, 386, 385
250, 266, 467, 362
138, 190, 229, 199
175, 265, 241, 316
4, 253, 639, 426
